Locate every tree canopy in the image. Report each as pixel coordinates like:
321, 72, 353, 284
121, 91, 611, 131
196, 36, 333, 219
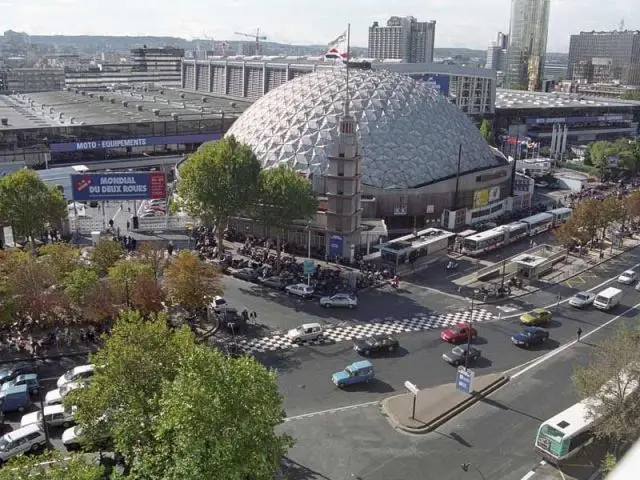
178, 136, 261, 256
0, 169, 66, 249
479, 119, 495, 146
163, 251, 221, 314
584, 139, 640, 172
0, 450, 112, 480
90, 239, 125, 274
255, 165, 318, 258
67, 310, 291, 479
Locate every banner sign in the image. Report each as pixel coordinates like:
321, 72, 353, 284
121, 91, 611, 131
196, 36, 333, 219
50, 132, 223, 153
328, 235, 343, 258
411, 74, 450, 96
71, 172, 167, 201
525, 115, 631, 126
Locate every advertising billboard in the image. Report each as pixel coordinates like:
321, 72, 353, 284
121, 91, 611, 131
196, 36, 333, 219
71, 172, 167, 201
473, 189, 489, 209
50, 132, 223, 153
329, 235, 344, 258
525, 115, 631, 126
412, 74, 450, 96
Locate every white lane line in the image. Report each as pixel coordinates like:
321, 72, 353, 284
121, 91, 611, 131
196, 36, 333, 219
511, 301, 640, 380
520, 470, 536, 480
502, 259, 640, 319
519, 460, 547, 480
284, 400, 379, 422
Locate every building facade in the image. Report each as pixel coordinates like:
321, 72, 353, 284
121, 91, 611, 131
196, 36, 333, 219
0, 68, 65, 93
180, 58, 496, 117
368, 16, 436, 63
505, 0, 551, 91
64, 70, 182, 89
131, 47, 184, 73
567, 30, 640, 86
486, 32, 509, 71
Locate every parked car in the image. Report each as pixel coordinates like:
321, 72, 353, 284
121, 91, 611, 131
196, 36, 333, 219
0, 374, 40, 395
353, 334, 398, 356
62, 424, 111, 451
520, 308, 551, 326
320, 293, 358, 309
210, 296, 228, 313
617, 270, 637, 285
259, 276, 289, 290
440, 322, 478, 343
0, 361, 36, 385
569, 291, 596, 308
511, 327, 550, 347
0, 384, 31, 413
0, 423, 46, 464
21, 404, 75, 429
331, 360, 375, 387
57, 365, 95, 388
286, 323, 323, 343
442, 345, 482, 366
285, 283, 314, 299
231, 268, 259, 282
148, 199, 167, 207
140, 212, 157, 218
45, 381, 85, 406
218, 307, 246, 331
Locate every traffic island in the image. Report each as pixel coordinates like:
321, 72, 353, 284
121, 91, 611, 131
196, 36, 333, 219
380, 373, 509, 434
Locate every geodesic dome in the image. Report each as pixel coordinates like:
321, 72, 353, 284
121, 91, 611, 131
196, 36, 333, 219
226, 68, 505, 189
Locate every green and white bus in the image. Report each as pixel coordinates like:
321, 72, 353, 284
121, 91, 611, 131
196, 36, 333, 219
534, 369, 639, 464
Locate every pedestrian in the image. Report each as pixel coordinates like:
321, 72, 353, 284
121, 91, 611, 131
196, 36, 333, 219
251, 311, 257, 323
126, 220, 130, 231
577, 327, 582, 342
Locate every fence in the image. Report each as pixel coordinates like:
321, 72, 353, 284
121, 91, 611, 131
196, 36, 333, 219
69, 214, 198, 235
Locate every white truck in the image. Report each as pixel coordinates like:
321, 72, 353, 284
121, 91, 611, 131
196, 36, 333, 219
593, 287, 622, 311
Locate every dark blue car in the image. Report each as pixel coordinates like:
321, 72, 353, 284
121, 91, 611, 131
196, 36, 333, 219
511, 327, 549, 348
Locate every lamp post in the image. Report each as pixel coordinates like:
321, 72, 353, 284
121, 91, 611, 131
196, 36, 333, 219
34, 357, 51, 448
466, 289, 478, 369
306, 224, 312, 286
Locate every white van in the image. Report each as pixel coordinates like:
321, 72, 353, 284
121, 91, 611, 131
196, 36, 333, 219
0, 423, 46, 463
593, 287, 622, 311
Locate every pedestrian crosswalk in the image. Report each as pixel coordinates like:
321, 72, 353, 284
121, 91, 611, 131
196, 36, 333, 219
233, 308, 496, 354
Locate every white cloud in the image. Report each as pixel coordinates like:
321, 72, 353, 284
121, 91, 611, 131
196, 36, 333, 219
0, 0, 637, 52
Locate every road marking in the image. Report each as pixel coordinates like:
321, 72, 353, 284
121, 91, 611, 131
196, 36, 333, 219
284, 401, 379, 422
403, 282, 469, 302
520, 471, 536, 480
510, 301, 640, 380
564, 276, 586, 287
519, 460, 547, 480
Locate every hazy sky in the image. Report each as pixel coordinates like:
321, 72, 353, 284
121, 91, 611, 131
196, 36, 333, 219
0, 0, 637, 52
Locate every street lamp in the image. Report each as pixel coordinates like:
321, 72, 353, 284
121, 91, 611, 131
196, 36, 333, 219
34, 357, 51, 449
306, 224, 312, 286
466, 289, 479, 369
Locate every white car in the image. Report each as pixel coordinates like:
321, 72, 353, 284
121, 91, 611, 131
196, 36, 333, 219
57, 364, 95, 388
211, 296, 228, 312
320, 293, 358, 309
285, 283, 314, 299
569, 291, 596, 308
149, 199, 167, 206
0, 424, 46, 462
617, 270, 637, 285
286, 323, 323, 343
21, 404, 75, 429
45, 381, 85, 406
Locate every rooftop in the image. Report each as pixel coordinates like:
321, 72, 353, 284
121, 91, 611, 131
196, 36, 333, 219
376, 228, 455, 254
0, 87, 252, 131
496, 89, 640, 110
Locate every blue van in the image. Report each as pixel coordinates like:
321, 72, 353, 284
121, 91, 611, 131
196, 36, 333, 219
0, 384, 31, 413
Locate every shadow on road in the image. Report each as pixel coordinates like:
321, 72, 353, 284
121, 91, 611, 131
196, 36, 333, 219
341, 379, 395, 394
478, 396, 544, 422
257, 350, 302, 374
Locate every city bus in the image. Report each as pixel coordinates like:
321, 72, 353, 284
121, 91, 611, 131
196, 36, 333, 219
549, 207, 572, 227
534, 368, 639, 464
520, 212, 554, 236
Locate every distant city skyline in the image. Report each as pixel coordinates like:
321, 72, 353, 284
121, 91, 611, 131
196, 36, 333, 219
0, 0, 637, 53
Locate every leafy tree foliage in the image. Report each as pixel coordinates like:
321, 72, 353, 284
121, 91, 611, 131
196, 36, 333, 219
177, 136, 261, 257
0, 450, 110, 480
130, 271, 166, 315
0, 169, 66, 251
585, 139, 640, 172
107, 260, 152, 308
63, 267, 100, 308
479, 119, 495, 146
69, 311, 290, 479
624, 190, 640, 220
135, 242, 167, 283
255, 165, 318, 261
90, 238, 125, 274
39, 243, 81, 283
163, 251, 221, 314
573, 326, 640, 451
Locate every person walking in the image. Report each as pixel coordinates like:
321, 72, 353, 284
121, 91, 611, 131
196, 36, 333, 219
577, 327, 583, 342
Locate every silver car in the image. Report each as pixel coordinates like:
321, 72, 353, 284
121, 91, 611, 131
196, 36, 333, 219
569, 291, 596, 308
320, 293, 358, 309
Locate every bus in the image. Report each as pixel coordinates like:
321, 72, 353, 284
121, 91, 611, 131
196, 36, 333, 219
549, 207, 572, 227
520, 212, 554, 236
534, 368, 639, 463
462, 222, 528, 256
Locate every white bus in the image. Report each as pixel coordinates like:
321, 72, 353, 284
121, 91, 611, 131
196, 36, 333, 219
520, 212, 554, 236
549, 207, 572, 227
462, 222, 528, 256
534, 368, 639, 463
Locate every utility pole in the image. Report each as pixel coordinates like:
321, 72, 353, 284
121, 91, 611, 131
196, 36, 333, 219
35, 357, 51, 448
465, 290, 478, 369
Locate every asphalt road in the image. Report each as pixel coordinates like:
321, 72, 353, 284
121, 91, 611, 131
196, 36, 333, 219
280, 300, 640, 480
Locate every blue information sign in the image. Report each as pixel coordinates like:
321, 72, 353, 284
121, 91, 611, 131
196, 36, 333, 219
329, 235, 343, 258
50, 132, 223, 153
71, 172, 167, 201
303, 259, 316, 275
456, 367, 474, 394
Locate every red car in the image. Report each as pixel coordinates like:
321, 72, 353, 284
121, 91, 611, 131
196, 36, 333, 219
440, 322, 478, 343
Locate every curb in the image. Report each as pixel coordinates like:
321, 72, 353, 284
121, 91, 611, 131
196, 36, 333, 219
380, 375, 510, 434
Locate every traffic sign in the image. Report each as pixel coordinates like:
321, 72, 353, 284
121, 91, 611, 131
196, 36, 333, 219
456, 367, 475, 394
404, 381, 419, 395
303, 259, 315, 275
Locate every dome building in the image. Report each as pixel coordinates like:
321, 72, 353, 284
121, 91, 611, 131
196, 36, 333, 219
227, 68, 513, 232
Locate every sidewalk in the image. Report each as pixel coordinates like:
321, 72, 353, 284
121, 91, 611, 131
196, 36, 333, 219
380, 373, 509, 434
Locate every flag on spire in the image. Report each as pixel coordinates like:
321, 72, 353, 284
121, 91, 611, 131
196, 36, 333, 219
325, 30, 348, 61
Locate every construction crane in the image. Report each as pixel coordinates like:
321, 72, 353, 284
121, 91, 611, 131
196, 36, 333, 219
234, 28, 267, 55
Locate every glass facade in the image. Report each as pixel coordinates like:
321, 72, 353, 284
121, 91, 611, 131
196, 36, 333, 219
505, 0, 551, 91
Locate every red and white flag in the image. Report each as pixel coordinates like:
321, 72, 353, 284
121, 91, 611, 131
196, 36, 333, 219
325, 30, 348, 61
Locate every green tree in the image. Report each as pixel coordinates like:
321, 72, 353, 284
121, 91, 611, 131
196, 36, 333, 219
90, 238, 125, 274
586, 140, 616, 168
177, 136, 261, 258
63, 267, 100, 308
572, 198, 603, 246
0, 169, 66, 252
39, 242, 81, 283
107, 259, 152, 308
601, 452, 617, 475
599, 197, 627, 245
135, 242, 167, 285
479, 119, 495, 146
255, 165, 318, 262
0, 450, 110, 480
163, 251, 221, 314
573, 326, 640, 451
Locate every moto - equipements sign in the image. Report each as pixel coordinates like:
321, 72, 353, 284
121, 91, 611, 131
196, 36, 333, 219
50, 132, 223, 153
71, 172, 167, 201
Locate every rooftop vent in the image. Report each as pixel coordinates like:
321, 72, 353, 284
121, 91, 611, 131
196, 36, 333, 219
49, 107, 55, 114
171, 113, 179, 120
159, 90, 164, 95
122, 101, 128, 107
152, 109, 160, 116
180, 93, 185, 99
69, 117, 75, 124
152, 96, 157, 102
136, 105, 143, 111
202, 97, 208, 103
88, 93, 94, 98
1, 118, 8, 126
74, 90, 79, 94
58, 113, 64, 119
98, 95, 104, 101
230, 102, 237, 108
110, 98, 116, 104
81, 91, 86, 96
